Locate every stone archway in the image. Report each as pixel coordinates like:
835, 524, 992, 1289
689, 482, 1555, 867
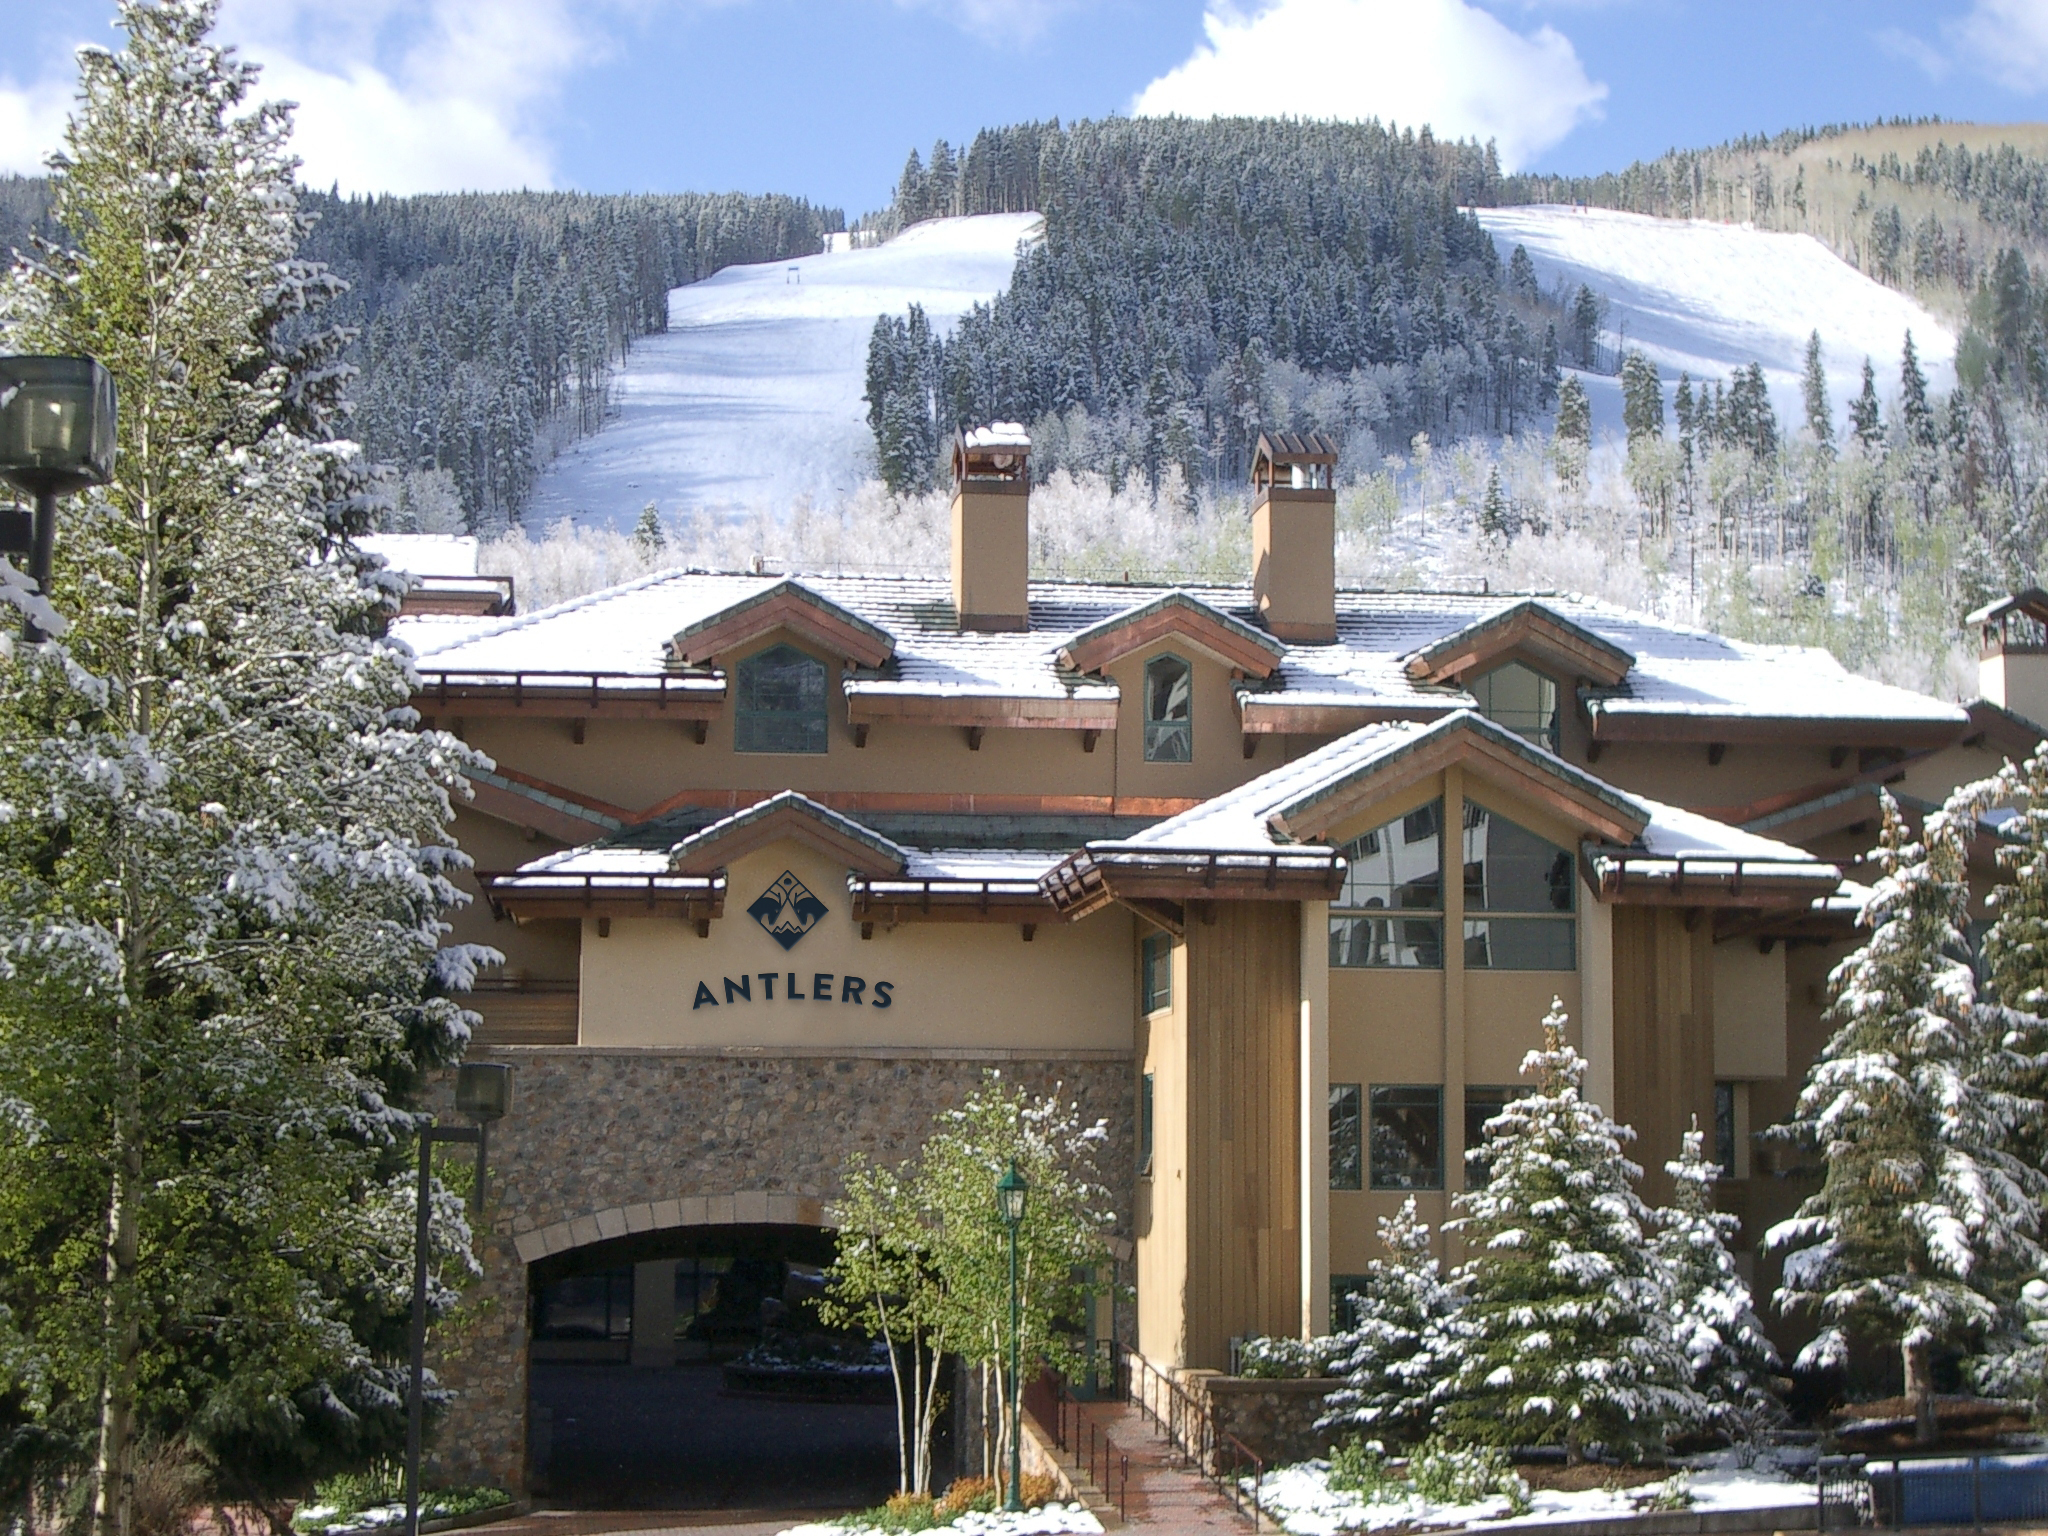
511, 1190, 837, 1265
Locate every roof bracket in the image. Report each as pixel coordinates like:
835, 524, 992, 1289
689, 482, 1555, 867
854, 723, 870, 749
966, 726, 985, 751
695, 918, 710, 938
1829, 745, 1849, 769
688, 719, 707, 745
571, 717, 585, 746
1081, 729, 1099, 753
1242, 734, 1258, 760
1707, 742, 1727, 766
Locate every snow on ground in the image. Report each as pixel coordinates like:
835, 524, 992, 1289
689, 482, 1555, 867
525, 214, 1042, 530
779, 1503, 1102, 1536
1477, 205, 1958, 446
1254, 1454, 1811, 1536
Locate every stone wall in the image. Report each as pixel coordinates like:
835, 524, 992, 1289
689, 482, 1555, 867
1189, 1374, 1345, 1470
423, 1045, 1134, 1492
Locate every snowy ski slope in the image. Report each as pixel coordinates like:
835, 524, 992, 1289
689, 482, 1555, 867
525, 213, 1042, 528
1476, 205, 1956, 442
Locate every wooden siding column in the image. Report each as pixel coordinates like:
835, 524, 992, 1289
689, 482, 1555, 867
1582, 898, 1616, 1112
1443, 769, 1468, 1220
1300, 898, 1330, 1339
1184, 902, 1301, 1367
1611, 909, 1716, 1209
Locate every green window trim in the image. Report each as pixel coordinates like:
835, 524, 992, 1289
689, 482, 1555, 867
1469, 661, 1560, 753
1460, 803, 1577, 970
734, 643, 828, 755
1142, 931, 1173, 1013
1330, 1083, 1363, 1190
1143, 654, 1193, 763
1331, 799, 1444, 968
1369, 1083, 1443, 1190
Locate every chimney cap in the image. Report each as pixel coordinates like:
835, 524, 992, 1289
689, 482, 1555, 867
953, 424, 1033, 488
1254, 431, 1338, 467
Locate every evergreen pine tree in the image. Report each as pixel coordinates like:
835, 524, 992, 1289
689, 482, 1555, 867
1900, 330, 1935, 448
1437, 1001, 1700, 1462
1554, 375, 1591, 448
633, 501, 667, 561
1851, 358, 1884, 449
1767, 793, 2048, 1444
1620, 350, 1664, 448
1674, 373, 1697, 479
1480, 465, 1512, 543
1803, 330, 1835, 453
1320, 1198, 1460, 1449
1509, 244, 1540, 304
1571, 284, 1602, 368
1656, 1125, 1783, 1447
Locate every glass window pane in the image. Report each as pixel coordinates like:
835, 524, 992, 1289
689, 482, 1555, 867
1337, 799, 1443, 911
1142, 932, 1173, 1012
1714, 1081, 1737, 1177
1144, 656, 1193, 763
1369, 1085, 1443, 1190
1463, 807, 1575, 912
1464, 1087, 1515, 1187
1469, 662, 1558, 751
1330, 913, 1443, 968
1463, 917, 1576, 970
1332, 1275, 1371, 1330
735, 643, 828, 754
1330, 1084, 1362, 1190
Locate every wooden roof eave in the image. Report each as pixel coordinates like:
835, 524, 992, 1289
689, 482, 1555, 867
416, 671, 726, 721
486, 875, 726, 924
843, 689, 1120, 731
1059, 603, 1284, 680
1236, 695, 1461, 736
1581, 847, 1844, 909
1583, 706, 1968, 749
849, 879, 1056, 925
1404, 606, 1634, 689
672, 586, 896, 669
670, 798, 907, 878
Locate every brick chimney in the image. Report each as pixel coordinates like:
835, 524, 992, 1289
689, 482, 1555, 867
1251, 432, 1337, 643
1973, 589, 2048, 727
951, 424, 1031, 632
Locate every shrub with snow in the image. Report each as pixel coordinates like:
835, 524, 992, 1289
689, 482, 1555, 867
1319, 1197, 1460, 1447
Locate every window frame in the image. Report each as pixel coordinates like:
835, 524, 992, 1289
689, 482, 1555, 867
1141, 931, 1173, 1014
1142, 653, 1194, 764
1369, 1083, 1444, 1191
1330, 799, 1445, 969
1714, 1081, 1738, 1178
1459, 801, 1578, 971
733, 642, 830, 755
1468, 660, 1561, 752
1462, 1085, 1518, 1188
1329, 1083, 1363, 1191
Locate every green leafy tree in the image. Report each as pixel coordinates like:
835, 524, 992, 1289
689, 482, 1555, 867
824, 1077, 1115, 1497
0, 4, 489, 1527
1436, 1001, 1699, 1462
1655, 1126, 1782, 1447
1766, 792, 2048, 1444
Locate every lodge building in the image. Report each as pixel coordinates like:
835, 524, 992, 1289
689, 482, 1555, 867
394, 430, 2048, 1495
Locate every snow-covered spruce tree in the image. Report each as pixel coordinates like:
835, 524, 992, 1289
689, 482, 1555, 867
1656, 1125, 1782, 1447
1766, 792, 2048, 1445
0, 4, 492, 1528
1435, 1000, 1701, 1462
1319, 1197, 1460, 1449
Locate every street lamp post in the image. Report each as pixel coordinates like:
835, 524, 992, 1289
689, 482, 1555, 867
405, 1062, 512, 1536
995, 1161, 1029, 1513
0, 356, 117, 640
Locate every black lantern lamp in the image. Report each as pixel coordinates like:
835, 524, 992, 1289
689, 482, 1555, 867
0, 356, 118, 637
996, 1161, 1030, 1510
405, 1061, 513, 1536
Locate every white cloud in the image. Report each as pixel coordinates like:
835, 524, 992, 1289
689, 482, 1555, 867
1131, 0, 1607, 170
1874, 26, 1951, 80
1949, 0, 2048, 91
0, 70, 78, 177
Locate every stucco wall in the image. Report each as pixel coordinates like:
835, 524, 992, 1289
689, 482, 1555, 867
425, 1047, 1134, 1492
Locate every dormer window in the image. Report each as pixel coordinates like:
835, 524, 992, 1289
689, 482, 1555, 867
1144, 654, 1193, 762
735, 644, 827, 754
1469, 662, 1559, 753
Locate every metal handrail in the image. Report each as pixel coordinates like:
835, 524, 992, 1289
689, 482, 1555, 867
1119, 1346, 1261, 1529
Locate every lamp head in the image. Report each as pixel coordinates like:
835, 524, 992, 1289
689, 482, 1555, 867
0, 357, 117, 497
455, 1061, 512, 1122
996, 1160, 1029, 1226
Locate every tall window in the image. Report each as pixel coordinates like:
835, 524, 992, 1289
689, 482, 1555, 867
1370, 1085, 1443, 1190
735, 643, 827, 754
1463, 1086, 1516, 1188
1469, 662, 1559, 752
1330, 1084, 1362, 1190
1330, 800, 1444, 967
1714, 1081, 1738, 1177
1144, 654, 1193, 762
1461, 804, 1576, 970
1142, 932, 1173, 1013
1140, 1073, 1156, 1175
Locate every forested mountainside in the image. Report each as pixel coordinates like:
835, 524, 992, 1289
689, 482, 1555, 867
2, 180, 839, 528
860, 117, 1575, 495
294, 191, 839, 527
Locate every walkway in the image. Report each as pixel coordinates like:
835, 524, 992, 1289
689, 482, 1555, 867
1049, 1395, 1251, 1536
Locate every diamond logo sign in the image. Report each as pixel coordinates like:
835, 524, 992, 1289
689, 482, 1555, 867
748, 870, 829, 951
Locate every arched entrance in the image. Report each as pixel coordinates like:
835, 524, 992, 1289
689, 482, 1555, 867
517, 1195, 901, 1511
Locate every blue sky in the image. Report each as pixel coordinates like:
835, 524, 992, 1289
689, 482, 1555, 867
0, 0, 2040, 213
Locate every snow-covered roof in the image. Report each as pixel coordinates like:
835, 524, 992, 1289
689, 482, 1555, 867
405, 570, 1966, 733
960, 422, 1030, 450
360, 533, 480, 577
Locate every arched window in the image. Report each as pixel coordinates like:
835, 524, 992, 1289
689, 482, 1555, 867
734, 643, 827, 754
1469, 661, 1560, 752
1144, 654, 1193, 762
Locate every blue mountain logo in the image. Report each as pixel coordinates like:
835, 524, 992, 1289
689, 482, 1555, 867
748, 870, 828, 950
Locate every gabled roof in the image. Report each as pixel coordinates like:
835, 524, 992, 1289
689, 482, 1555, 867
1255, 431, 1338, 464
1966, 589, 2048, 627
1403, 598, 1634, 688
1058, 590, 1287, 679
669, 578, 895, 668
669, 790, 909, 878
